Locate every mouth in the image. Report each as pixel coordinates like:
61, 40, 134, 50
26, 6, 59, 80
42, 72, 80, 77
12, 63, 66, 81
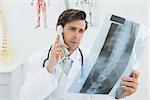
70, 41, 80, 47
70, 41, 79, 45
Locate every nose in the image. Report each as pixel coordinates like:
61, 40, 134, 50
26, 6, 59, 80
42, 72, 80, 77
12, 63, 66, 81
73, 30, 80, 39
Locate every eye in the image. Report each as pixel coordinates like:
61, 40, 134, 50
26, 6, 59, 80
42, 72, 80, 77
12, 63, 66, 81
79, 29, 85, 34
69, 27, 76, 31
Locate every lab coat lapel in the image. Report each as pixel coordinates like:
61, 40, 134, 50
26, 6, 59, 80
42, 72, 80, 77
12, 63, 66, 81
66, 49, 82, 86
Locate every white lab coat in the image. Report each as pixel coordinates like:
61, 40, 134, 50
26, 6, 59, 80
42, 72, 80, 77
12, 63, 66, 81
20, 48, 115, 100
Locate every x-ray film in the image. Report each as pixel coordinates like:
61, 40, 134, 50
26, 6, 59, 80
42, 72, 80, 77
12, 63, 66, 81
68, 14, 147, 97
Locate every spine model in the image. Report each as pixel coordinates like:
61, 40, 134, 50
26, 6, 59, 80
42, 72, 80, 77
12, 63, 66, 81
0, 5, 10, 61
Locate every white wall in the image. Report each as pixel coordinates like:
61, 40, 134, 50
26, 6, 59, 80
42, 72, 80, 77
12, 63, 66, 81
0, 0, 68, 60
148, 1, 150, 99
0, 0, 149, 100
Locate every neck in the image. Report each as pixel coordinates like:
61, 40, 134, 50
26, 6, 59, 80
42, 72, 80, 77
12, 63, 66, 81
68, 49, 75, 56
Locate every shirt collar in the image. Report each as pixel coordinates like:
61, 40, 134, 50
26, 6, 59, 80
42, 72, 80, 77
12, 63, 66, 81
69, 48, 81, 62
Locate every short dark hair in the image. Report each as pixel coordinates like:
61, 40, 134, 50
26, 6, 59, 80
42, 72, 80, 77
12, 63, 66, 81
56, 9, 88, 30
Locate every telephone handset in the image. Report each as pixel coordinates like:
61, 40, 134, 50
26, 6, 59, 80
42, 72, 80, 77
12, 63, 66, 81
56, 25, 70, 81
56, 25, 69, 57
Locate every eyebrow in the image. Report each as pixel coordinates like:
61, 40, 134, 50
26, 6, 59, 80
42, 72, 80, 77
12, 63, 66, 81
69, 26, 85, 31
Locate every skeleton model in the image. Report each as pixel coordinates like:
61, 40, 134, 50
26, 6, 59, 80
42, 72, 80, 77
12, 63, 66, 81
0, 5, 10, 62
76, 0, 93, 26
64, 0, 70, 9
31, 0, 50, 28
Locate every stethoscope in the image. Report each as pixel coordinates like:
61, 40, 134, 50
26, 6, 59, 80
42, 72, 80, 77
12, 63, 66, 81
43, 45, 84, 78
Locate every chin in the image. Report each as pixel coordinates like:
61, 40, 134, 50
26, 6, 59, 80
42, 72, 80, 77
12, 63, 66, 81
69, 46, 78, 51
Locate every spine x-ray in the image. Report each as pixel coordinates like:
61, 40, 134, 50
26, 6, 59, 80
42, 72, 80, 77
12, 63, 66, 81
68, 14, 147, 97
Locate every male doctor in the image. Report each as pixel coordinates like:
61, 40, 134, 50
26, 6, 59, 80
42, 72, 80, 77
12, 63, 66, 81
20, 9, 139, 100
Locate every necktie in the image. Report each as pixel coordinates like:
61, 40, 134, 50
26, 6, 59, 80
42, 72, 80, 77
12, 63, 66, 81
62, 58, 73, 76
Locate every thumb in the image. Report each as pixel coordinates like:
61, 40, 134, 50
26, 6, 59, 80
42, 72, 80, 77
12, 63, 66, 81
62, 43, 69, 49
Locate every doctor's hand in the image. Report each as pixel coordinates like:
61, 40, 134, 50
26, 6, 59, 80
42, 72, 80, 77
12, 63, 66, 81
119, 69, 139, 98
46, 35, 68, 73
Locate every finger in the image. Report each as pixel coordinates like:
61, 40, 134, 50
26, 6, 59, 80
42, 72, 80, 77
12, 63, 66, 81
56, 34, 68, 48
61, 43, 69, 49
58, 51, 64, 59
131, 69, 140, 79
57, 38, 69, 49
61, 45, 68, 49
54, 47, 64, 54
54, 35, 60, 44
121, 81, 138, 90
60, 47, 65, 57
122, 77, 138, 84
56, 47, 65, 57
121, 85, 136, 94
53, 48, 65, 58
53, 41, 61, 48
54, 51, 64, 59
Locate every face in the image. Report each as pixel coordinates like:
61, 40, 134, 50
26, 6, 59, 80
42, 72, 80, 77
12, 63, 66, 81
63, 20, 86, 52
